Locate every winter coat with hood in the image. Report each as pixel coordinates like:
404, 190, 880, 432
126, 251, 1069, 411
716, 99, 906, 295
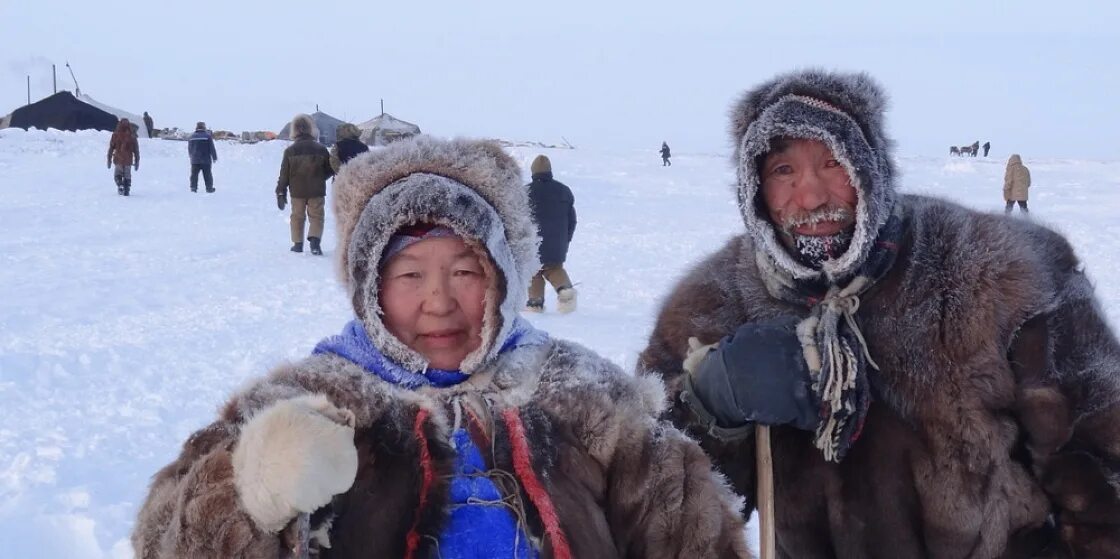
637, 70, 1120, 558
108, 119, 139, 167
527, 161, 577, 266
132, 136, 750, 559
276, 114, 334, 199
1004, 153, 1031, 202
329, 122, 369, 173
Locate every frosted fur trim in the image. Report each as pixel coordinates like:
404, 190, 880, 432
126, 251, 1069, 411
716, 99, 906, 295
290, 114, 319, 140
331, 137, 539, 374
729, 70, 898, 282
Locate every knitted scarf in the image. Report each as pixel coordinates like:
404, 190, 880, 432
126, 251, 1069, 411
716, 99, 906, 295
755, 204, 904, 462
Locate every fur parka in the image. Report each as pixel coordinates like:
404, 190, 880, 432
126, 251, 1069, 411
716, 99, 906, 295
1005, 154, 1031, 202
639, 70, 1120, 558
133, 136, 750, 559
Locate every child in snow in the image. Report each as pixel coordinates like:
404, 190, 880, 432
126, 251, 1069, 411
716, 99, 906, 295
132, 137, 749, 558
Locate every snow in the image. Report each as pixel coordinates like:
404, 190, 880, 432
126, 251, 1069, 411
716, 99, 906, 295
2, 128, 1119, 556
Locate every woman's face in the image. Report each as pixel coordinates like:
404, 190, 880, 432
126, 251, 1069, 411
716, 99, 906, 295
379, 236, 490, 370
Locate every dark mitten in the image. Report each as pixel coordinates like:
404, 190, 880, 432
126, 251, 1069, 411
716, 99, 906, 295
277, 193, 287, 211
685, 315, 819, 432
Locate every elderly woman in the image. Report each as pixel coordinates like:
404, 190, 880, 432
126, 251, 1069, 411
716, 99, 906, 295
131, 137, 749, 559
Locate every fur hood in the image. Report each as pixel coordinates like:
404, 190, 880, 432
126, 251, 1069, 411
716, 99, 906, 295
290, 113, 319, 140
336, 122, 362, 141
331, 136, 539, 374
730, 69, 898, 281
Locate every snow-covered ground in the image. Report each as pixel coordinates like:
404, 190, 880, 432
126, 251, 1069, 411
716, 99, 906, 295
2, 128, 1119, 557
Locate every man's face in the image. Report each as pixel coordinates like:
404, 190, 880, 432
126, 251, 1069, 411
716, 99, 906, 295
759, 138, 859, 266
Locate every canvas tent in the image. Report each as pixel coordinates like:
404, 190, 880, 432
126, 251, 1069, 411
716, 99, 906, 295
76, 93, 152, 138
7, 91, 118, 134
358, 112, 421, 146
277, 111, 346, 146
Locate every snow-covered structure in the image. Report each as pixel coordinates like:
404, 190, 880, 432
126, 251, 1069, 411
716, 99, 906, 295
76, 93, 152, 138
5, 91, 118, 134
358, 112, 421, 146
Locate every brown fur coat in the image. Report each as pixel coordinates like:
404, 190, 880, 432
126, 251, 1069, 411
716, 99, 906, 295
638, 194, 1120, 558
108, 120, 139, 167
132, 337, 750, 558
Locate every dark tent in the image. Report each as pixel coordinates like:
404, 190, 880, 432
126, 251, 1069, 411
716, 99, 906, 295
8, 91, 119, 133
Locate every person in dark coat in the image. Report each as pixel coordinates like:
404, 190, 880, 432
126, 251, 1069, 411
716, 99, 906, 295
982, 141, 991, 157
142, 111, 154, 138
329, 123, 369, 173
525, 155, 578, 313
187, 121, 218, 193
276, 114, 335, 255
638, 69, 1120, 558
660, 141, 672, 166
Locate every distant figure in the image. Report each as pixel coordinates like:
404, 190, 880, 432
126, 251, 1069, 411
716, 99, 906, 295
142, 111, 154, 138
1003, 154, 1031, 214
329, 123, 369, 173
188, 121, 218, 193
982, 141, 991, 157
950, 146, 960, 156
970, 140, 980, 158
107, 118, 140, 196
276, 114, 334, 255
525, 155, 578, 313
660, 141, 672, 166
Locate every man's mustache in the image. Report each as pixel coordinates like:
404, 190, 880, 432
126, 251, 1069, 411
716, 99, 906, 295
780, 207, 854, 234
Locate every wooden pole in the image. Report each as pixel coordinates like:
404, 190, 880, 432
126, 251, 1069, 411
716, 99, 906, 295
757, 424, 776, 559
26, 76, 30, 105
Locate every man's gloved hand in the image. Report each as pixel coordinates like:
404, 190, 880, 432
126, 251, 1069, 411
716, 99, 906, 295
106, 158, 111, 169
277, 193, 287, 211
133, 161, 139, 171
684, 315, 820, 432
232, 394, 358, 533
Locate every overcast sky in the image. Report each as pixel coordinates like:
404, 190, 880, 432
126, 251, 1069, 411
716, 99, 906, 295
4, 1, 1118, 158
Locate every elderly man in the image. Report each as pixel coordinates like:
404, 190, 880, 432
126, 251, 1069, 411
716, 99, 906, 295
638, 70, 1120, 558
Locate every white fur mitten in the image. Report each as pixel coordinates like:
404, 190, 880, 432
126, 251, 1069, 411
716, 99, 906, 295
682, 336, 719, 376
232, 394, 359, 533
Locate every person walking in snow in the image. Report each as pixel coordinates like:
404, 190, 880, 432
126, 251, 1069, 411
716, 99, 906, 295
329, 122, 369, 173
1004, 153, 1031, 214
660, 141, 672, 166
131, 137, 750, 559
142, 111, 154, 138
982, 140, 991, 157
107, 118, 139, 196
187, 121, 218, 193
276, 113, 334, 255
525, 154, 578, 313
638, 69, 1120, 557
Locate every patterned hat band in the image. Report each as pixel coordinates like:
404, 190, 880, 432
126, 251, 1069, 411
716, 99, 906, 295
379, 224, 461, 269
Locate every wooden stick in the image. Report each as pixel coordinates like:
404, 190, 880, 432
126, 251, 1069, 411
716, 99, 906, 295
757, 424, 776, 559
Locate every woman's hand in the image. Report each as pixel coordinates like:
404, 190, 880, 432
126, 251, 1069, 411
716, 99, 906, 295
232, 394, 359, 533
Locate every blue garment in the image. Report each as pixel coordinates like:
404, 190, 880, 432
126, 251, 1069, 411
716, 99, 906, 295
439, 429, 538, 559
312, 317, 548, 557
312, 317, 547, 389
187, 130, 217, 165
